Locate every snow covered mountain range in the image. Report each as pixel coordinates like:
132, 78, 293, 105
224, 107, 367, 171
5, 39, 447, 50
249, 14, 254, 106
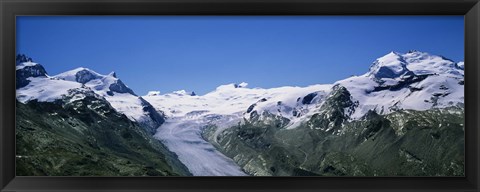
143, 50, 464, 130
17, 50, 463, 131
16, 50, 464, 176
16, 54, 165, 134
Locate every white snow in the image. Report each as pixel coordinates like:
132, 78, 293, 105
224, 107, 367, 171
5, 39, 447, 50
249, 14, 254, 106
456, 61, 464, 70
144, 83, 332, 120
337, 51, 464, 119
16, 61, 39, 70
16, 77, 83, 103
172, 90, 191, 96
403, 51, 461, 75
238, 82, 248, 88
368, 52, 409, 78
55, 67, 102, 82
147, 91, 161, 96
104, 93, 147, 121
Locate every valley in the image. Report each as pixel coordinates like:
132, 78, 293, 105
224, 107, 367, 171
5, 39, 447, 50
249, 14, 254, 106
153, 117, 247, 176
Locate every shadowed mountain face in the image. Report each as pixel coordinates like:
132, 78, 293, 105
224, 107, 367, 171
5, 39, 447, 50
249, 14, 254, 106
16, 90, 190, 176
16, 55, 48, 89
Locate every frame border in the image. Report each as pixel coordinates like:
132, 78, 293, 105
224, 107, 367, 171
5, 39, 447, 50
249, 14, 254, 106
1, 0, 479, 191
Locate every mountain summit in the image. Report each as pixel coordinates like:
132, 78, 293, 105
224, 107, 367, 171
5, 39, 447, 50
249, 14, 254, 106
368, 50, 462, 79
55, 67, 137, 96
16, 55, 165, 133
368, 51, 413, 79
16, 54, 48, 88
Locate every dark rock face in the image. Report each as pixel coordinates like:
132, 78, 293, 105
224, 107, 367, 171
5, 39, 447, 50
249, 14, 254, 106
16, 54, 33, 65
16, 64, 48, 89
75, 69, 100, 84
109, 79, 137, 96
307, 86, 356, 132
247, 104, 256, 113
139, 97, 166, 134
369, 74, 430, 93
302, 92, 317, 105
207, 106, 464, 176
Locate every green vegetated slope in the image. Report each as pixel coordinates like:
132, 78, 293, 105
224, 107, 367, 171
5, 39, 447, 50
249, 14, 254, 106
204, 87, 464, 176
16, 92, 191, 176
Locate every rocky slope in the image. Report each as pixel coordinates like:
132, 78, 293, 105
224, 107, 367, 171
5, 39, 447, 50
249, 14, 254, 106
15, 55, 189, 176
16, 91, 191, 176
203, 93, 464, 176
200, 51, 464, 176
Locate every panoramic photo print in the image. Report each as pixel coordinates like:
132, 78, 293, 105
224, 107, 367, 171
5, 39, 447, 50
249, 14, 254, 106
15, 16, 464, 176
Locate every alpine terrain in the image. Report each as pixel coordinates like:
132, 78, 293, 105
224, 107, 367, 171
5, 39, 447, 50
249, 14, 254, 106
16, 50, 464, 176
16, 54, 190, 176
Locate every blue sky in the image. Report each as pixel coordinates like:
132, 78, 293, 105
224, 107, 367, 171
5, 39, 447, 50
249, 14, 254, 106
16, 16, 464, 95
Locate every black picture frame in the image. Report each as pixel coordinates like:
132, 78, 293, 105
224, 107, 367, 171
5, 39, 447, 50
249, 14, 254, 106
1, 0, 479, 191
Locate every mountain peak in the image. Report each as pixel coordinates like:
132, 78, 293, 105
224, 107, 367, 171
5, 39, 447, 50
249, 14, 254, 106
15, 54, 48, 89
72, 67, 97, 74
16, 54, 33, 65
146, 91, 161, 96
456, 62, 464, 70
216, 82, 249, 91
172, 90, 189, 96
367, 50, 461, 79
55, 67, 103, 84
16, 54, 41, 71
403, 50, 430, 57
368, 51, 410, 79
108, 71, 117, 78
235, 82, 248, 88
388, 51, 401, 55
407, 49, 421, 54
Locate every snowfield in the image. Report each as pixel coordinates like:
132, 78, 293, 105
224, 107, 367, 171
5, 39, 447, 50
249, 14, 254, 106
17, 77, 83, 103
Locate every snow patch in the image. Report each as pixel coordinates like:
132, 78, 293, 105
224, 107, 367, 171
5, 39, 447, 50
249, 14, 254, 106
16, 61, 39, 70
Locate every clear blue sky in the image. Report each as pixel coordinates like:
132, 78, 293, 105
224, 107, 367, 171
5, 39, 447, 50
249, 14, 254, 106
16, 16, 464, 95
